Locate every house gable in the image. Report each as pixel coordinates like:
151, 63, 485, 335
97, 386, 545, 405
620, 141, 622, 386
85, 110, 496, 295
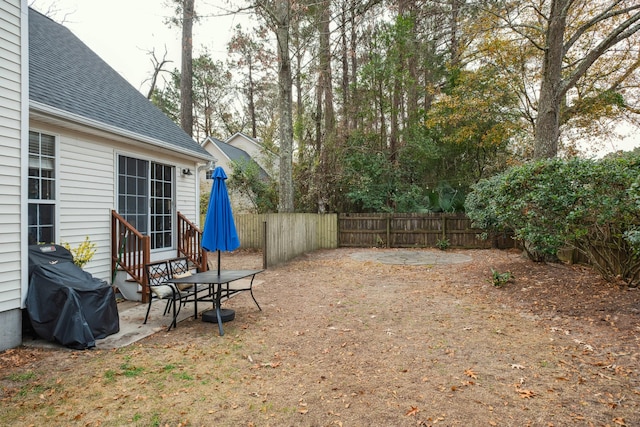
225, 132, 278, 177
26, 7, 212, 286
28, 8, 210, 160
202, 136, 269, 181
225, 132, 264, 158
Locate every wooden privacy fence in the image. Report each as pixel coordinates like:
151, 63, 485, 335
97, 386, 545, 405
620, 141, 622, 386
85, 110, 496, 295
234, 213, 338, 267
231, 212, 512, 268
338, 213, 513, 249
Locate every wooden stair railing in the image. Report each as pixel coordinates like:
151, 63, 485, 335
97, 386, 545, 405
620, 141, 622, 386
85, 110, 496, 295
178, 212, 208, 272
111, 210, 151, 303
112, 210, 206, 303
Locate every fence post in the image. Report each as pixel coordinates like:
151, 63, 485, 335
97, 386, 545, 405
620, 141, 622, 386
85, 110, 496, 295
262, 220, 267, 269
386, 216, 391, 248
442, 215, 447, 241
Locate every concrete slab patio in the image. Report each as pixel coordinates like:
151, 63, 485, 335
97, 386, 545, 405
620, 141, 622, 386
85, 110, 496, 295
22, 278, 263, 350
349, 249, 473, 265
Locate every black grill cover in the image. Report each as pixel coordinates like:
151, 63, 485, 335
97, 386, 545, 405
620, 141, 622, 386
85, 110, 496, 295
26, 244, 119, 349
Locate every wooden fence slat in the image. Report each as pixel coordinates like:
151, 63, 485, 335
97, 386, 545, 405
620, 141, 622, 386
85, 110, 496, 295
337, 213, 512, 249
232, 213, 513, 267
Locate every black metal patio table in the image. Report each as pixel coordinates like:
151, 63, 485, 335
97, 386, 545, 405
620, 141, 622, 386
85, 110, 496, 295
166, 269, 263, 336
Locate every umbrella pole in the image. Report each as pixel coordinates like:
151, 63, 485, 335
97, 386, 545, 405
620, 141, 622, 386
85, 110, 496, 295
217, 250, 221, 275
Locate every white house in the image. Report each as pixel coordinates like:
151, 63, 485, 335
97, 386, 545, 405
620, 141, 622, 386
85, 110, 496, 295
201, 134, 276, 213
0, 2, 213, 351
225, 132, 277, 175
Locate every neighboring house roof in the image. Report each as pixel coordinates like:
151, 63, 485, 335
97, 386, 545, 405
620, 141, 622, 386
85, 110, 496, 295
225, 132, 278, 159
225, 131, 262, 147
28, 8, 211, 160
204, 136, 270, 181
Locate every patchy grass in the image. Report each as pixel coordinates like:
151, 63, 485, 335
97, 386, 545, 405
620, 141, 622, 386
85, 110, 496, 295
0, 248, 638, 426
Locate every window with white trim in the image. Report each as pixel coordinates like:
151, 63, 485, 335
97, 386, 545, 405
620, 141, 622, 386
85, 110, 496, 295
28, 131, 56, 244
151, 163, 173, 249
117, 155, 174, 250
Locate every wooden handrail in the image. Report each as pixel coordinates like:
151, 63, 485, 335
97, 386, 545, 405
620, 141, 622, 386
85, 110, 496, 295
177, 212, 208, 272
111, 210, 151, 302
111, 210, 206, 303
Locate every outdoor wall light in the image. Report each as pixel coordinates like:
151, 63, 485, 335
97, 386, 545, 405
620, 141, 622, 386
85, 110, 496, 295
182, 168, 193, 176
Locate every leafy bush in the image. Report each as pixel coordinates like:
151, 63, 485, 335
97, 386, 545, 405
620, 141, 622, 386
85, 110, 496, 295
227, 159, 278, 213
465, 153, 640, 286
435, 238, 450, 251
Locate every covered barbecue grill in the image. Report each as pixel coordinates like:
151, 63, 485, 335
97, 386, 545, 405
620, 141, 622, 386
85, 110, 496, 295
26, 244, 119, 349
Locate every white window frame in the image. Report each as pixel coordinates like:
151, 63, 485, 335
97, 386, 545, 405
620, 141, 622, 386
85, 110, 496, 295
116, 154, 176, 252
27, 130, 58, 244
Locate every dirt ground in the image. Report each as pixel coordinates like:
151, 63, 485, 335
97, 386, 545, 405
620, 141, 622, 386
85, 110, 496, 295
1, 247, 639, 426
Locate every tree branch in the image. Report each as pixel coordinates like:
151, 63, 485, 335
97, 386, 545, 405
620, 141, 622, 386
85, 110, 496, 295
561, 10, 640, 96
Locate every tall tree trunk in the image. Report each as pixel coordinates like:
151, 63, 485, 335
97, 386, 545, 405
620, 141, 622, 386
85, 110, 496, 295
534, 0, 566, 159
389, 0, 407, 163
406, 9, 418, 127
449, 0, 460, 68
256, 0, 294, 212
378, 79, 386, 149
340, 2, 349, 131
320, 2, 335, 137
247, 60, 257, 138
350, 3, 359, 131
180, 0, 195, 136
275, 1, 295, 212
293, 18, 305, 164
316, 0, 335, 213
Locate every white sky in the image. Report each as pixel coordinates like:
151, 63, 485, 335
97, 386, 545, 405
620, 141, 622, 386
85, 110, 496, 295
30, 0, 639, 155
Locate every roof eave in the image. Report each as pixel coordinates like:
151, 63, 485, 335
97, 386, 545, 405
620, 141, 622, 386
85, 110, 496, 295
30, 100, 214, 162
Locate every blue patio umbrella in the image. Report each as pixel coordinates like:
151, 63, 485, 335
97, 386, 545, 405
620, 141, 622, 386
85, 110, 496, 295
202, 166, 240, 274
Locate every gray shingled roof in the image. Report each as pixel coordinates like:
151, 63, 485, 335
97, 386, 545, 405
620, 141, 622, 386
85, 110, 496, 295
210, 137, 270, 180
28, 8, 210, 159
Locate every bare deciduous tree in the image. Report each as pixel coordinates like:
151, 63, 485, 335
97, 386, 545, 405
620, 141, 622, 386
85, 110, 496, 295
144, 46, 173, 99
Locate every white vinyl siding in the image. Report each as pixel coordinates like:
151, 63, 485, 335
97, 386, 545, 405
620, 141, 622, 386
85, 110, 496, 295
0, 0, 23, 314
176, 169, 197, 220
29, 122, 200, 283
58, 133, 113, 278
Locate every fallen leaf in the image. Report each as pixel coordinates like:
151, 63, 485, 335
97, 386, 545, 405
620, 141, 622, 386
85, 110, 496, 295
518, 389, 535, 399
405, 406, 419, 416
464, 368, 477, 379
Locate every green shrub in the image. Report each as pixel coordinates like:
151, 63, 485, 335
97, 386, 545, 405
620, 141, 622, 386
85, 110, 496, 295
465, 153, 640, 286
490, 268, 513, 287
435, 238, 450, 250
